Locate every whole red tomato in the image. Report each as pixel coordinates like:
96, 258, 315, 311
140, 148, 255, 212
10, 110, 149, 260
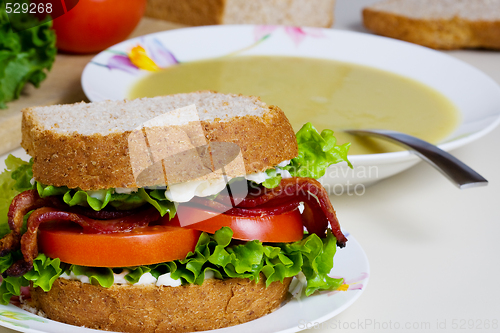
52, 0, 147, 54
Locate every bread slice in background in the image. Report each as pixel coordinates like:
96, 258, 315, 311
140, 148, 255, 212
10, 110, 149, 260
145, 0, 336, 27
363, 0, 500, 50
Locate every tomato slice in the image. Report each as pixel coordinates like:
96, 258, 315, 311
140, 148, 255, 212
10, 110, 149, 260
38, 222, 201, 267
166, 206, 304, 243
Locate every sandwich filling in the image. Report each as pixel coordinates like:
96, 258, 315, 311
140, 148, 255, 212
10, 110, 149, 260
0, 122, 351, 304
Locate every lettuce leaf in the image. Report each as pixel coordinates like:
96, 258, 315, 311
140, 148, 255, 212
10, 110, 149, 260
0, 228, 343, 304
0, 155, 33, 238
37, 182, 68, 197
36, 183, 176, 218
0, 253, 60, 304
124, 266, 152, 284
0, 252, 13, 274
0, 1, 56, 109
139, 188, 176, 219
11, 158, 34, 192
284, 122, 352, 179
172, 227, 343, 296
23, 254, 63, 291
258, 122, 352, 189
261, 168, 282, 189
69, 266, 115, 288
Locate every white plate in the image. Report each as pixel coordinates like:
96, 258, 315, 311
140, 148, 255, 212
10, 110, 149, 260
81, 25, 500, 188
0, 231, 368, 333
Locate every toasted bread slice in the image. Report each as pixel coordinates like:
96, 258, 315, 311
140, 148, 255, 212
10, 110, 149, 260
21, 91, 298, 190
363, 0, 500, 50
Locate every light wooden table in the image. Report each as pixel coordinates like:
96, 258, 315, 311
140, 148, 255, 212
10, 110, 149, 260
1, 1, 499, 332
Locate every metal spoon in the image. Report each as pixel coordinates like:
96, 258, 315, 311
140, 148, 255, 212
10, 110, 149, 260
346, 129, 488, 189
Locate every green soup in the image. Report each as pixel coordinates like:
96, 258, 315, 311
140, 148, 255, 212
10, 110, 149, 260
129, 56, 460, 155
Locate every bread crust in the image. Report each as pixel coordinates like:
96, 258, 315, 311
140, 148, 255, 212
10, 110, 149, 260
21, 93, 298, 190
145, 0, 335, 28
145, 0, 225, 26
363, 7, 500, 50
28, 277, 292, 333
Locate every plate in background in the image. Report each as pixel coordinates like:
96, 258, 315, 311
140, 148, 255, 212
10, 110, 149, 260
81, 25, 500, 189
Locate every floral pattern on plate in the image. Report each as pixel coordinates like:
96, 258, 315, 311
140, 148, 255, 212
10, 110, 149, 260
90, 26, 325, 75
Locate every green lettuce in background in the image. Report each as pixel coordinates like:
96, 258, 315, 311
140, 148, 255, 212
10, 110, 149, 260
0, 0, 57, 109
0, 227, 343, 304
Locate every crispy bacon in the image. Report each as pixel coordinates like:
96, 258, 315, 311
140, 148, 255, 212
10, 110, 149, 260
188, 178, 347, 247
225, 201, 301, 217
67, 205, 147, 219
0, 190, 57, 257
5, 206, 160, 277
186, 197, 301, 217
188, 197, 231, 213
236, 178, 347, 247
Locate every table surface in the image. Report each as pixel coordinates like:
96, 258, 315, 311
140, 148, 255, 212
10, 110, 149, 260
1, 0, 499, 332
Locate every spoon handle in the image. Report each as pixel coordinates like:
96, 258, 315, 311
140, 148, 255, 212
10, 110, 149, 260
346, 129, 488, 189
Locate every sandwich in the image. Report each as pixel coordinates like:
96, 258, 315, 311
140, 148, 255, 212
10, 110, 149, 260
0, 91, 351, 332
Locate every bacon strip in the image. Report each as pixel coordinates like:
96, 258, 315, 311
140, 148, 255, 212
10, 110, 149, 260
0, 190, 56, 257
67, 205, 147, 219
236, 178, 347, 247
188, 178, 347, 247
225, 201, 301, 217
186, 197, 300, 217
188, 197, 231, 213
5, 206, 160, 277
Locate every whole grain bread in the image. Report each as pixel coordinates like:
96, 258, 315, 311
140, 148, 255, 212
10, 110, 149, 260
363, 0, 500, 50
21, 91, 298, 190
28, 276, 292, 333
145, 0, 336, 27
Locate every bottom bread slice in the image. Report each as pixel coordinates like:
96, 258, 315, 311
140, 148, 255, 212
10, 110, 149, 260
27, 276, 292, 333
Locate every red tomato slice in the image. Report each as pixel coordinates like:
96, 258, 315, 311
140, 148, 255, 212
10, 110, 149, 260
166, 206, 304, 243
38, 222, 201, 267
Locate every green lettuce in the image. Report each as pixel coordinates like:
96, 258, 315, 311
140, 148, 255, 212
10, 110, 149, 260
36, 183, 176, 218
0, 253, 61, 304
68, 266, 115, 288
284, 122, 352, 179
0, 228, 342, 304
0, 0, 57, 109
139, 188, 176, 219
0, 155, 33, 238
260, 123, 352, 189
261, 168, 282, 189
